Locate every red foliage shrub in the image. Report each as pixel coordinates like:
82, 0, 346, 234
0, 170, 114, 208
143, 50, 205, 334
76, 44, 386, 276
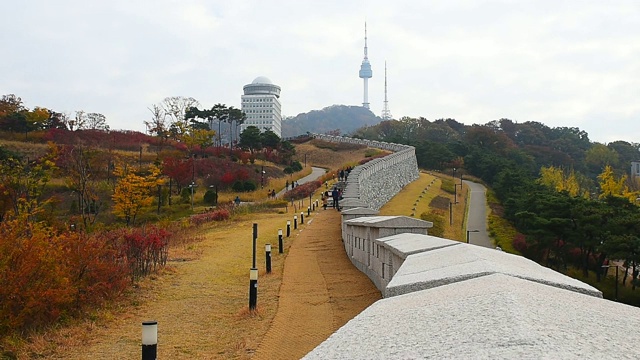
189, 209, 231, 225
221, 171, 236, 185
358, 153, 387, 165
109, 225, 172, 281
0, 218, 130, 335
512, 233, 528, 254
283, 180, 322, 200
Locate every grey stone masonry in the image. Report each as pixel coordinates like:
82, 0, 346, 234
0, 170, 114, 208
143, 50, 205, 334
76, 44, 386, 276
372, 233, 459, 291
342, 216, 433, 292
384, 235, 601, 298
312, 134, 419, 210
304, 274, 639, 360
303, 135, 623, 359
340, 207, 379, 242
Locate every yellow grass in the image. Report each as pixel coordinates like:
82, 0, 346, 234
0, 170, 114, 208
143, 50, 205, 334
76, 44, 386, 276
379, 171, 469, 242
292, 142, 384, 171
18, 211, 305, 359
12, 140, 476, 358
217, 167, 313, 204
0, 139, 50, 159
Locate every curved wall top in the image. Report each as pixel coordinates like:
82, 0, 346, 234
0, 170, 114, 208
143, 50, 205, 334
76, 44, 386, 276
312, 134, 419, 210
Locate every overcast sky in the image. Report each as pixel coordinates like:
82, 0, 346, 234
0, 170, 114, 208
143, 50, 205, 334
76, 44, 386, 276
2, 0, 639, 144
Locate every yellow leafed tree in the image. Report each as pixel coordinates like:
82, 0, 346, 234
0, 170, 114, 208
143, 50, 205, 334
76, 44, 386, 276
597, 165, 630, 200
537, 166, 583, 197
112, 164, 164, 226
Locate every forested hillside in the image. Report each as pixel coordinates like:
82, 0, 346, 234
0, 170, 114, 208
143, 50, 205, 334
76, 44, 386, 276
353, 117, 640, 303
281, 105, 381, 138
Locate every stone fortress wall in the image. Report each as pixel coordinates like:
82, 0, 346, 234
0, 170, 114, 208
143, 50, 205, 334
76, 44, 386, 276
301, 135, 635, 359
312, 134, 419, 210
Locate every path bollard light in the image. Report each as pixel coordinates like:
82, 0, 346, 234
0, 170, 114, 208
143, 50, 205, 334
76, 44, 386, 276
252, 223, 258, 269
286, 221, 291, 237
294, 215, 298, 229
307, 206, 311, 216
278, 229, 283, 254
249, 268, 258, 310
142, 321, 157, 360
265, 244, 272, 273
301, 212, 305, 224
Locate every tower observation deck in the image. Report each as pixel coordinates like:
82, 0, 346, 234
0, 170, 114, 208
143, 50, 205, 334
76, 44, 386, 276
359, 23, 372, 109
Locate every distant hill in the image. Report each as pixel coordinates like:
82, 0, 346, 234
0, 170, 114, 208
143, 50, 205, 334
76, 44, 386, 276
281, 105, 382, 138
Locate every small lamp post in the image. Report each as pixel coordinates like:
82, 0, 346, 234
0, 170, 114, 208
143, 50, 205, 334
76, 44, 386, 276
601, 264, 620, 301
454, 183, 462, 204
466, 230, 479, 244
142, 320, 158, 360
189, 181, 197, 210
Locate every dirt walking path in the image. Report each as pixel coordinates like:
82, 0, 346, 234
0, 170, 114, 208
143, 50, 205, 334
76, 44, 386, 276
252, 209, 381, 360
36, 208, 380, 359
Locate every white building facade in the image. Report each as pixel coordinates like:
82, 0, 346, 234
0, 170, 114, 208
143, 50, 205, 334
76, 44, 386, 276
632, 161, 640, 178
240, 76, 282, 138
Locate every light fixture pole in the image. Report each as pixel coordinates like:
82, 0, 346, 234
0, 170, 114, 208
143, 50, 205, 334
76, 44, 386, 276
466, 230, 479, 244
189, 181, 197, 210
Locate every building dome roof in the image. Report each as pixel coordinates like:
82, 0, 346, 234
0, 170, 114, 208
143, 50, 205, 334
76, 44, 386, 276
252, 76, 273, 85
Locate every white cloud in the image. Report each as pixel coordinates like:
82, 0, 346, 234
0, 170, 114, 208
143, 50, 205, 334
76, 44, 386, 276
1, 0, 639, 142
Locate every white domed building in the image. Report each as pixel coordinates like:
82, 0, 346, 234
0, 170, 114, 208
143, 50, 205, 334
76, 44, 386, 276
240, 76, 282, 138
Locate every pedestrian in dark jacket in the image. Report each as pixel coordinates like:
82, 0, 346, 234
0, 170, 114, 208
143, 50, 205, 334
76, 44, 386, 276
331, 187, 339, 209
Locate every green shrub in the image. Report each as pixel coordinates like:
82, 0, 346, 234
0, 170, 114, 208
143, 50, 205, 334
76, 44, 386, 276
364, 149, 381, 157
420, 210, 446, 237
203, 190, 218, 205
487, 215, 520, 254
440, 178, 455, 194
290, 161, 303, 172
180, 187, 192, 203
243, 181, 257, 192
232, 181, 245, 192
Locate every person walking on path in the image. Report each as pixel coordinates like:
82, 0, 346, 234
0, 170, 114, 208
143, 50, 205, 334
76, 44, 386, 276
331, 187, 339, 209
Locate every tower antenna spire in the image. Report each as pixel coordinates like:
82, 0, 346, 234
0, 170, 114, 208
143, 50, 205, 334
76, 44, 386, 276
364, 22, 369, 60
358, 22, 373, 109
381, 61, 392, 120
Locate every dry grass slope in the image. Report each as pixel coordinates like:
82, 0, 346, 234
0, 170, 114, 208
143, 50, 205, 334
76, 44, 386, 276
18, 140, 381, 359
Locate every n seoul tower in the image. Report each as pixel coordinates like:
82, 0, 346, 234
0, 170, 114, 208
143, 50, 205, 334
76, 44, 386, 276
358, 23, 372, 109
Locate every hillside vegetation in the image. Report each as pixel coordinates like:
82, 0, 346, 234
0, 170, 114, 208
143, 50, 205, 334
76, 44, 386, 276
354, 117, 640, 305
281, 105, 381, 138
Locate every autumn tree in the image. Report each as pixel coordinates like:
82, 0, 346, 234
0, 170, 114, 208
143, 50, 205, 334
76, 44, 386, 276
538, 166, 586, 197
160, 96, 200, 139
598, 165, 627, 199
112, 164, 164, 226
0, 145, 57, 222
58, 145, 107, 228
586, 143, 619, 174
85, 112, 109, 131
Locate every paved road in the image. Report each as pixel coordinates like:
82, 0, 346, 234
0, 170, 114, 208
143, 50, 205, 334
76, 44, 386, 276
463, 180, 493, 248
276, 166, 326, 197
